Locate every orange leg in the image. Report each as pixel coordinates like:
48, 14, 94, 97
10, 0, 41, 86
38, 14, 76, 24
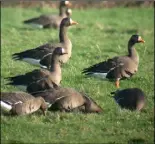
115, 79, 120, 88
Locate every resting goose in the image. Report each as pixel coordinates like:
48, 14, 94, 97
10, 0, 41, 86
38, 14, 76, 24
82, 35, 145, 88
32, 87, 103, 113
7, 47, 66, 92
23, 1, 72, 29
1, 92, 47, 115
111, 88, 145, 111
13, 17, 78, 69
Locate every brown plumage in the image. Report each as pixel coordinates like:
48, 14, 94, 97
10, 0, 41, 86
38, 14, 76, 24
32, 87, 103, 113
12, 17, 78, 69
1, 92, 47, 115
82, 35, 145, 88
111, 88, 145, 111
7, 47, 66, 92
23, 1, 72, 29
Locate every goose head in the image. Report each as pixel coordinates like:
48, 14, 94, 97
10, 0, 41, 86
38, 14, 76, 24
66, 8, 72, 17
84, 96, 103, 113
60, 17, 78, 27
38, 97, 48, 116
129, 34, 145, 44
53, 47, 68, 56
60, 1, 72, 7
52, 47, 68, 64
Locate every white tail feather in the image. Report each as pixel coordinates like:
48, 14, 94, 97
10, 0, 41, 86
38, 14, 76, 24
22, 58, 40, 66
28, 23, 43, 29
90, 73, 107, 79
1, 101, 12, 112
22, 58, 47, 68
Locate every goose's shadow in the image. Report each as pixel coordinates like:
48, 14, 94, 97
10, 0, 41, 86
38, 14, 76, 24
128, 138, 147, 144
103, 28, 138, 34
2, 140, 27, 144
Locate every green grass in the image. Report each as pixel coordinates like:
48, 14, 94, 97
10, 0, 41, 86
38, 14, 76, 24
1, 6, 154, 144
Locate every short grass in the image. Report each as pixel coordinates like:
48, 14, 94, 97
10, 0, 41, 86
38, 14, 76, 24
1, 6, 154, 144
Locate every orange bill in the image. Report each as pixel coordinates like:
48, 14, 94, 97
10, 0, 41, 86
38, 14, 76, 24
71, 20, 78, 25
138, 36, 145, 43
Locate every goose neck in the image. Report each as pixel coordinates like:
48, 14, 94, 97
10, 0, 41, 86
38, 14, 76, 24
50, 57, 61, 73
59, 25, 69, 43
128, 41, 139, 64
59, 6, 66, 17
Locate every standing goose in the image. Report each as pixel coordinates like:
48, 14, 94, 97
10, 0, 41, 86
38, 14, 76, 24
23, 1, 72, 29
32, 87, 103, 113
12, 17, 78, 69
7, 47, 66, 92
1, 92, 47, 115
111, 88, 145, 111
82, 35, 145, 88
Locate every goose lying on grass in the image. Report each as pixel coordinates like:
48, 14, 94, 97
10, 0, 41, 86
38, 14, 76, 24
23, 1, 72, 29
111, 88, 145, 111
32, 87, 103, 113
1, 92, 48, 115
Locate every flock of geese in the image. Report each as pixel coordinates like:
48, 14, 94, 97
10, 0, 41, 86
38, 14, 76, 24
1, 1, 146, 116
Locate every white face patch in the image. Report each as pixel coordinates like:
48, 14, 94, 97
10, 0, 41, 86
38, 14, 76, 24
69, 18, 73, 24
61, 48, 65, 53
65, 1, 69, 5
67, 9, 72, 14
138, 36, 142, 41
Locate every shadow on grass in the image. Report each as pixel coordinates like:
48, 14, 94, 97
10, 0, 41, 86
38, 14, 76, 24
16, 26, 49, 31
2, 140, 29, 144
128, 138, 147, 144
103, 28, 138, 34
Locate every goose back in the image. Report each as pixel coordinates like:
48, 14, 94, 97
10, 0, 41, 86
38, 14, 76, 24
1, 92, 47, 115
111, 88, 145, 111
1, 92, 34, 103
32, 87, 103, 113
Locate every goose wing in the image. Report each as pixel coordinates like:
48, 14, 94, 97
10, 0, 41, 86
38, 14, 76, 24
31, 89, 61, 104
6, 69, 49, 86
26, 76, 58, 93
23, 14, 57, 26
1, 92, 34, 104
12, 43, 62, 60
82, 57, 119, 75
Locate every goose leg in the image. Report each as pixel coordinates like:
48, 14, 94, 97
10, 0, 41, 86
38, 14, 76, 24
42, 110, 46, 116
115, 78, 120, 88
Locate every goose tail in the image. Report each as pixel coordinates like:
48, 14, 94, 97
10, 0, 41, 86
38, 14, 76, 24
1, 101, 12, 112
12, 51, 29, 60
23, 18, 39, 24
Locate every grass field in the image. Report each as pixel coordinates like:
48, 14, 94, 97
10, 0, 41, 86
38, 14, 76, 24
1, 6, 154, 144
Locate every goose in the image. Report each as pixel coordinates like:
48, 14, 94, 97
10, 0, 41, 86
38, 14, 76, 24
31, 87, 103, 113
12, 17, 78, 69
111, 88, 145, 111
23, 1, 72, 29
1, 92, 48, 115
82, 35, 145, 88
7, 47, 66, 92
